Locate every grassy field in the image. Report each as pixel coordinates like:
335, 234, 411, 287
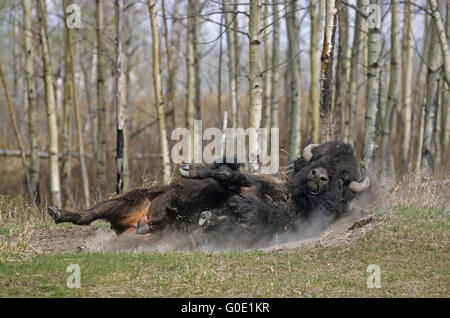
0, 183, 448, 297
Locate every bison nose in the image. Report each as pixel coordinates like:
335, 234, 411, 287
310, 167, 328, 182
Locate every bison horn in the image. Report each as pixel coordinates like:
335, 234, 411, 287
349, 176, 371, 192
302, 144, 319, 161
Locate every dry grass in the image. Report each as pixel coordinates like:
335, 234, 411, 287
380, 171, 449, 208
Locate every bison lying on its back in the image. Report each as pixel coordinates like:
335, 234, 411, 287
47, 141, 371, 246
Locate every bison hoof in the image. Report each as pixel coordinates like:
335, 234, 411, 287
179, 164, 192, 178
199, 211, 212, 227
136, 224, 150, 235
47, 206, 61, 222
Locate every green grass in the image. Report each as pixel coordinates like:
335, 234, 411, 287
0, 200, 448, 297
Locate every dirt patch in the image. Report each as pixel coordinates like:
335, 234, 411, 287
29, 227, 99, 253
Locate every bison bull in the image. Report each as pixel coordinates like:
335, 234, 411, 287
47, 141, 371, 247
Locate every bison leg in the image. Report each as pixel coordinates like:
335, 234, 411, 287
47, 198, 152, 235
179, 163, 254, 188
47, 203, 116, 225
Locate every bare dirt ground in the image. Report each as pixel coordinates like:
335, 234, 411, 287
29, 226, 101, 253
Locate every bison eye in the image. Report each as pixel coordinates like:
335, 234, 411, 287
339, 172, 352, 186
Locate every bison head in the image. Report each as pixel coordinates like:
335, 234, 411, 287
289, 141, 370, 217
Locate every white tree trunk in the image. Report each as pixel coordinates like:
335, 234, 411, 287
335, 0, 350, 139
161, 0, 178, 130
271, 1, 280, 137
223, 0, 238, 128
380, 0, 401, 179
412, 16, 431, 172
96, 0, 107, 190
363, 0, 382, 174
401, 1, 414, 173
22, 0, 40, 204
37, 0, 62, 207
429, 0, 450, 87
186, 1, 196, 162
62, 0, 73, 200
442, 0, 450, 155
262, 2, 271, 131
67, 14, 90, 206
421, 0, 443, 175
320, 0, 337, 143
115, 0, 126, 193
345, 0, 365, 146
286, 0, 302, 161
310, 0, 324, 144
148, 0, 172, 185
248, 0, 263, 172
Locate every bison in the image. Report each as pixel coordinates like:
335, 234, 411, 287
47, 141, 371, 248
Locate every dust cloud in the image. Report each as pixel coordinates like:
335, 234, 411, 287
83, 192, 378, 253
82, 176, 381, 252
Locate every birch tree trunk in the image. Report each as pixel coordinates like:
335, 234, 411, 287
218, 12, 223, 125
123, 56, 130, 192
345, 0, 365, 146
429, 0, 450, 87
12, 4, 20, 117
248, 0, 263, 172
442, 0, 450, 156
61, 0, 73, 201
421, 0, 443, 175
412, 16, 431, 171
223, 0, 238, 128
37, 0, 62, 207
285, 0, 302, 162
22, 0, 40, 204
380, 0, 401, 179
148, 0, 172, 185
319, 0, 337, 143
122, 13, 131, 192
415, 94, 426, 176
96, 0, 107, 191
161, 0, 177, 129
233, 0, 242, 127
334, 0, 349, 140
310, 0, 324, 144
66, 11, 90, 206
271, 1, 280, 138
362, 0, 381, 174
186, 1, 196, 162
192, 0, 202, 121
80, 41, 97, 157
435, 80, 442, 168
115, 0, 125, 194
262, 2, 271, 131
401, 1, 414, 173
